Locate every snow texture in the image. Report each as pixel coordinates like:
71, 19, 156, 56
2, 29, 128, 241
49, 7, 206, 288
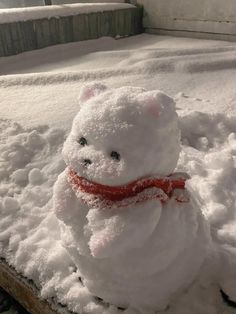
0, 34, 236, 314
0, 3, 133, 24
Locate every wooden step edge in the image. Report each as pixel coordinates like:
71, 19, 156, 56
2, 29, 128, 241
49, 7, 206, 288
0, 258, 70, 314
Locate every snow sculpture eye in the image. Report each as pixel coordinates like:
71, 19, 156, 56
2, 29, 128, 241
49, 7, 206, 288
110, 151, 120, 161
78, 137, 87, 146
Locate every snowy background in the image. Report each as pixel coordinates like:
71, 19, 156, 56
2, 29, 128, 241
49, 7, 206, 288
0, 34, 236, 313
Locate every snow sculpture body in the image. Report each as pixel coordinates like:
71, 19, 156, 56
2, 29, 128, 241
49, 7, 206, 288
54, 84, 211, 311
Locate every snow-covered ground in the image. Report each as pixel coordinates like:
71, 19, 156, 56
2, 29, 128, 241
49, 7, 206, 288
0, 34, 236, 314
1, 35, 236, 128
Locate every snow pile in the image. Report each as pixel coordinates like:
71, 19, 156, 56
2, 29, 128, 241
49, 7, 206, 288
0, 99, 235, 313
0, 121, 66, 270
178, 111, 236, 236
0, 105, 236, 313
0, 3, 133, 24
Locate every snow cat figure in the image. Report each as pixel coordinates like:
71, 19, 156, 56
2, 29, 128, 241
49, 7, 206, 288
54, 83, 236, 312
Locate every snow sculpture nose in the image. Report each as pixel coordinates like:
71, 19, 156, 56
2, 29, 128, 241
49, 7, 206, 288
83, 159, 92, 167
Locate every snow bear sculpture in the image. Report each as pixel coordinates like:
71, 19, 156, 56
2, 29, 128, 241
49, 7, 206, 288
54, 84, 211, 311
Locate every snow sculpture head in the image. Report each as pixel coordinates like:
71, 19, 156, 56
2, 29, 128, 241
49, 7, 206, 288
63, 83, 180, 186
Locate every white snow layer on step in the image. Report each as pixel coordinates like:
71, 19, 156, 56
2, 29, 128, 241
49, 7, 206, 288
0, 3, 133, 24
0, 35, 236, 313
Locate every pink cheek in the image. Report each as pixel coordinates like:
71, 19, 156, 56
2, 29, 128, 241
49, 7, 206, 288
147, 105, 160, 117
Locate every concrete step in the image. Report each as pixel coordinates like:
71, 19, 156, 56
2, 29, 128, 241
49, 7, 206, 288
0, 3, 143, 57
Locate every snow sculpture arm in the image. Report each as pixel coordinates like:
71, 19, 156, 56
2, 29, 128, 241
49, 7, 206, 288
53, 169, 81, 227
87, 195, 163, 258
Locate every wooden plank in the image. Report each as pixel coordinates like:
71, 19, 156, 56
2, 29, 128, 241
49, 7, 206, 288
122, 9, 129, 36
0, 29, 4, 56
57, 16, 73, 44
49, 17, 60, 46
8, 22, 21, 54
133, 6, 144, 34
109, 10, 117, 37
100, 11, 110, 37
35, 19, 51, 49
72, 14, 87, 41
65, 16, 74, 43
19, 20, 37, 53
58, 16, 73, 44
116, 10, 126, 37
1, 24, 14, 56
83, 14, 90, 40
88, 12, 99, 40
0, 25, 7, 56
0, 259, 66, 314
96, 12, 102, 38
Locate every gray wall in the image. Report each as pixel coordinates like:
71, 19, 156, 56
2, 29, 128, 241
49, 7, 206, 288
137, 0, 236, 41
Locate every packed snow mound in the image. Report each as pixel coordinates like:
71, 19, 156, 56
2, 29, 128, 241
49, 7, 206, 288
0, 106, 236, 313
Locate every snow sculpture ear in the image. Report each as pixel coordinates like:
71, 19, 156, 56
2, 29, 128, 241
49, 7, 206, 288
79, 82, 108, 103
144, 91, 176, 120
145, 98, 161, 117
